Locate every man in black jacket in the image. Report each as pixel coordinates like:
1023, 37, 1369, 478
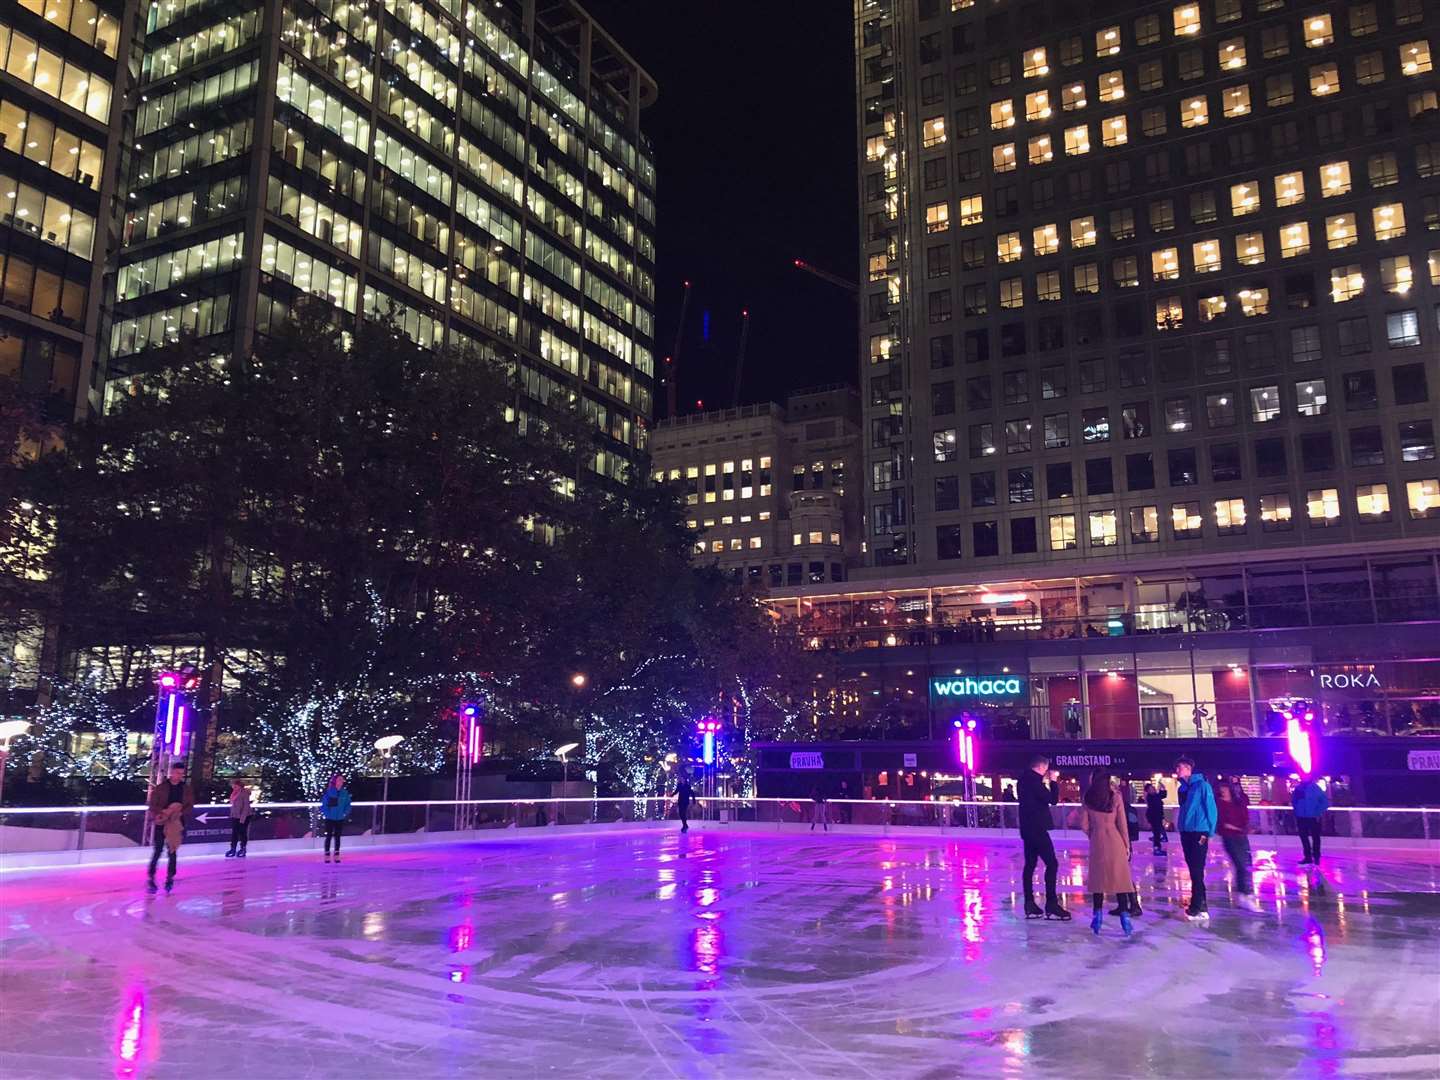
1018, 755, 1070, 920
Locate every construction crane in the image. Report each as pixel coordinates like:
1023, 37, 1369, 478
664, 280, 692, 418
730, 309, 750, 408
792, 258, 858, 294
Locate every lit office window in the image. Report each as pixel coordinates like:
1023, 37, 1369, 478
1036, 270, 1061, 301
865, 136, 888, 162
1062, 82, 1087, 111
1096, 25, 1120, 56
1321, 160, 1351, 197
1089, 510, 1119, 547
1280, 222, 1310, 258
1181, 95, 1209, 126
1073, 262, 1100, 293
1028, 134, 1053, 164
1214, 498, 1246, 534
1326, 213, 1357, 249
1310, 63, 1340, 96
1173, 4, 1201, 36
1049, 513, 1078, 550
1193, 239, 1221, 273
1307, 487, 1341, 524
1130, 505, 1159, 543
1024, 47, 1049, 78
1330, 265, 1364, 302
1198, 294, 1228, 321
1236, 232, 1265, 266
1099, 70, 1125, 101
926, 202, 950, 233
1152, 247, 1180, 281
1065, 124, 1091, 155
1071, 216, 1097, 247
993, 143, 1017, 171
1230, 180, 1259, 216
991, 99, 1016, 129
1380, 255, 1412, 295
1275, 171, 1305, 206
1430, 249, 1440, 286
1171, 502, 1203, 538
1250, 385, 1280, 422
1223, 84, 1251, 116
1373, 203, 1405, 240
1356, 483, 1390, 519
1401, 40, 1433, 76
1305, 13, 1333, 48
1260, 493, 1293, 530
1219, 37, 1246, 69
997, 232, 1024, 262
1407, 479, 1439, 519
1155, 296, 1184, 329
1239, 287, 1269, 316
1295, 378, 1328, 415
1000, 277, 1024, 307
1034, 223, 1059, 255
1026, 91, 1052, 121
922, 115, 947, 148
1103, 115, 1128, 146
959, 195, 984, 226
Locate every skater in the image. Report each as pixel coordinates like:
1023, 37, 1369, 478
1174, 756, 1217, 921
320, 774, 351, 862
1218, 782, 1261, 911
1144, 782, 1168, 855
226, 778, 252, 858
146, 763, 194, 894
676, 774, 694, 832
1080, 772, 1138, 935
1017, 755, 1070, 920
1291, 777, 1329, 865
810, 783, 829, 832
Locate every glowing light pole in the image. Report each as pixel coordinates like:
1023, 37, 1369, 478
455, 703, 482, 830
954, 715, 980, 827
0, 719, 31, 807
1283, 701, 1318, 777
143, 671, 197, 847
696, 717, 722, 822
374, 734, 404, 835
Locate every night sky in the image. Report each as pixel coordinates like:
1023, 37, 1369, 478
580, 2, 859, 416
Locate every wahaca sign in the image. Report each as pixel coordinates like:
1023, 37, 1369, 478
931, 675, 1025, 698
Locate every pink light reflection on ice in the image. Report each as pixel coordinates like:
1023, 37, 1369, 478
113, 986, 148, 1078
1304, 919, 1327, 976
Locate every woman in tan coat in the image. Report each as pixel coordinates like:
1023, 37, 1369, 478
1081, 771, 1137, 936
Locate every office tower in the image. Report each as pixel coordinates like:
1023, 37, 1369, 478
110, 0, 657, 479
1, 0, 131, 420
855, 0, 1437, 570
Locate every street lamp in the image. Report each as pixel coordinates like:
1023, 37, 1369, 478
374, 734, 404, 835
0, 719, 31, 807
570, 673, 588, 689
555, 742, 579, 824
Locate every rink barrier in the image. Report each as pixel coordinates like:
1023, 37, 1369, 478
1, 797, 1436, 867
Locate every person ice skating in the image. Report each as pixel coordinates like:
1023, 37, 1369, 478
320, 774, 351, 862
810, 783, 829, 832
1144, 782, 1168, 855
1018, 755, 1070, 920
226, 778, 252, 858
1218, 782, 1261, 911
1174, 756, 1217, 921
146, 763, 194, 894
1081, 772, 1138, 935
1291, 777, 1330, 865
676, 774, 694, 832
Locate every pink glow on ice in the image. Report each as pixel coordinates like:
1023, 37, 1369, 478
113, 987, 147, 1077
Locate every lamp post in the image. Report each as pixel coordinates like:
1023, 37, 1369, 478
374, 734, 404, 835
143, 670, 198, 847
954, 715, 980, 827
555, 742, 579, 824
455, 703, 483, 830
695, 718, 722, 822
0, 719, 31, 807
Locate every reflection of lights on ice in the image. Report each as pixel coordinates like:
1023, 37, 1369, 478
448, 923, 473, 953
1001, 1028, 1031, 1058
114, 988, 146, 1077
692, 925, 722, 977
1304, 920, 1327, 975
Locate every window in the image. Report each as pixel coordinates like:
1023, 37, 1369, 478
1096, 25, 1121, 56
929, 290, 953, 323
1330, 265, 1364, 302
1024, 47, 1049, 79
1238, 287, 1269, 317
936, 525, 965, 560
1396, 0, 1423, 26
1079, 358, 1107, 394
1350, 3, 1379, 35
1025, 91, 1051, 121
1071, 216, 1097, 248
1307, 487, 1341, 524
1305, 13, 1333, 48
1064, 124, 1091, 156
1214, 497, 1246, 534
1295, 378, 1329, 416
1103, 115, 1128, 147
926, 246, 952, 280
1005, 418, 1032, 453
1262, 25, 1290, 59
970, 423, 996, 458
1310, 63, 1340, 97
1338, 317, 1370, 357
1256, 437, 1287, 477
1049, 514, 1078, 550
1086, 510, 1117, 547
993, 143, 1017, 172
1394, 363, 1429, 405
922, 115, 947, 148
1401, 40, 1432, 76
1223, 84, 1251, 117
1164, 397, 1193, 433
926, 202, 950, 233
1401, 420, 1436, 462
1073, 263, 1100, 294
1261, 493, 1293, 530
1218, 37, 1246, 70
1267, 73, 1295, 108
1063, 82, 1087, 111
1182, 96, 1209, 127
1302, 432, 1336, 471
1280, 222, 1310, 259
1286, 325, 1320, 364
1153, 248, 1180, 281
1388, 310, 1420, 348
1037, 412, 1069, 450
1136, 14, 1161, 46
1009, 466, 1035, 504
971, 521, 999, 557
1036, 271, 1061, 301
1275, 171, 1304, 207
1150, 200, 1175, 234
1251, 385, 1280, 422
1409, 90, 1439, 119
1206, 391, 1237, 428
959, 195, 984, 226
936, 476, 961, 512
1002, 369, 1030, 407
1193, 239, 1222, 274
1156, 296, 1184, 330
1369, 153, 1399, 189
1373, 203, 1405, 242
1321, 160, 1351, 197
1174, 4, 1201, 36
1326, 213, 1357, 250
1408, 479, 1440, 519
1028, 134, 1054, 164
997, 232, 1023, 263
1235, 232, 1265, 267
1350, 426, 1385, 466
1129, 505, 1159, 543
1122, 402, 1151, 439
1355, 51, 1385, 85
1171, 502, 1203, 538
1179, 49, 1205, 81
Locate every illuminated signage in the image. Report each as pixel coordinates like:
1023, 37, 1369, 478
790, 752, 824, 770
979, 592, 1028, 605
931, 675, 1025, 698
1319, 672, 1381, 690
1407, 750, 1440, 772
1054, 753, 1122, 767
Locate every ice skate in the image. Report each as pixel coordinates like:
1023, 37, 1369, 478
1024, 898, 1044, 919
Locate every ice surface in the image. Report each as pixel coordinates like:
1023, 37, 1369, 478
2, 828, 1438, 1079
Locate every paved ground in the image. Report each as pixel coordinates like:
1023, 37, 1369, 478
1, 829, 1437, 1078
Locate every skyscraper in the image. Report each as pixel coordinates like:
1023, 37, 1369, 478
854, 0, 1436, 570
107, 0, 657, 478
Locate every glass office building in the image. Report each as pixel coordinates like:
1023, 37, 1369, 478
109, 0, 657, 479
0, 0, 130, 420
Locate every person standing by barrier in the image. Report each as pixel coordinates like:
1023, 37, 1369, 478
226, 778, 252, 858
320, 774, 351, 863
1081, 772, 1137, 936
1292, 777, 1330, 865
1144, 782, 1168, 856
676, 774, 694, 833
146, 763, 194, 894
1018, 755, 1070, 920
1217, 782, 1261, 911
810, 783, 829, 832
1175, 757, 1217, 921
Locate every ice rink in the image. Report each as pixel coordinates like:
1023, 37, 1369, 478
2, 827, 1438, 1079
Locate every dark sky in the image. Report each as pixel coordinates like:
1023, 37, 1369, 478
580, 2, 859, 415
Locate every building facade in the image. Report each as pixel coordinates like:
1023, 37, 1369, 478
650, 386, 863, 588
855, 0, 1437, 570
103, 0, 656, 480
1, 0, 134, 420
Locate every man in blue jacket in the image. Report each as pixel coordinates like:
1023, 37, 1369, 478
1291, 778, 1330, 865
1174, 756, 1217, 921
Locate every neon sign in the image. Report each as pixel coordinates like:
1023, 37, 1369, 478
932, 675, 1025, 698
